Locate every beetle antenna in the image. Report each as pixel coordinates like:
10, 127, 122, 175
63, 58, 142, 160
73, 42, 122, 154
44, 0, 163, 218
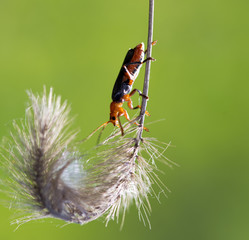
96, 123, 108, 144
82, 121, 110, 142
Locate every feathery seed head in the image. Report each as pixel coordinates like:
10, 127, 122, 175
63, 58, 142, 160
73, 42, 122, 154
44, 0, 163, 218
1, 88, 173, 229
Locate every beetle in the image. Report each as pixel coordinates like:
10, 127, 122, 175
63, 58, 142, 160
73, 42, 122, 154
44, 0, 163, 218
88, 42, 155, 139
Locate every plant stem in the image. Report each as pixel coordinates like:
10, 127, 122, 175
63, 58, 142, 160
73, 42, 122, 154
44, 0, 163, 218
135, 0, 154, 147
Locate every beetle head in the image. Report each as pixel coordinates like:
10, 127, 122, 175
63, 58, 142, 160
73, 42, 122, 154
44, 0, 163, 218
109, 113, 119, 127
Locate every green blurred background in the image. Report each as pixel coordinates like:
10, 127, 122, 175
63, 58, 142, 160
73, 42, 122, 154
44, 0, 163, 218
0, 0, 248, 239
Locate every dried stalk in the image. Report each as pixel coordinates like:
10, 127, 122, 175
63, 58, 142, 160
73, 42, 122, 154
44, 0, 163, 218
136, 0, 155, 148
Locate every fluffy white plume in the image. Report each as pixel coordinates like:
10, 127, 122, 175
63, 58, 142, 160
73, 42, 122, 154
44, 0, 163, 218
1, 88, 173, 228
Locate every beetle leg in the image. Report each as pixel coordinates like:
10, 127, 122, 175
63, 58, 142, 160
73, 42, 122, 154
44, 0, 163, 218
133, 105, 151, 117
123, 109, 149, 132
125, 94, 150, 116
123, 57, 155, 68
121, 105, 149, 132
144, 40, 157, 54
129, 88, 148, 99
123, 65, 135, 81
123, 58, 155, 81
117, 116, 124, 136
121, 108, 130, 121
142, 57, 156, 63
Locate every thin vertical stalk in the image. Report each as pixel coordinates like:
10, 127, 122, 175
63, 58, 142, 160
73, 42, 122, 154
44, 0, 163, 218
135, 0, 154, 146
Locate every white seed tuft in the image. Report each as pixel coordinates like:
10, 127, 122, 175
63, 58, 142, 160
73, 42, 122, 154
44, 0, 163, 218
0, 88, 173, 228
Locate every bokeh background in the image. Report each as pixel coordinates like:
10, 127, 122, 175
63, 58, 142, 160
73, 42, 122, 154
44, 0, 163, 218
0, 0, 248, 239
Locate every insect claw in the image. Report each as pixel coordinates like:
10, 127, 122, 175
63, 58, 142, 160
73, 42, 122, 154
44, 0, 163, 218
151, 40, 157, 46
141, 94, 149, 99
148, 57, 156, 62
144, 126, 149, 132
144, 40, 157, 53
145, 110, 151, 116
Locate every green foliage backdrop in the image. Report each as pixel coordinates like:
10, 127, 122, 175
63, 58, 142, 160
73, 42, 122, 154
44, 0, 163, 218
0, 0, 248, 239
